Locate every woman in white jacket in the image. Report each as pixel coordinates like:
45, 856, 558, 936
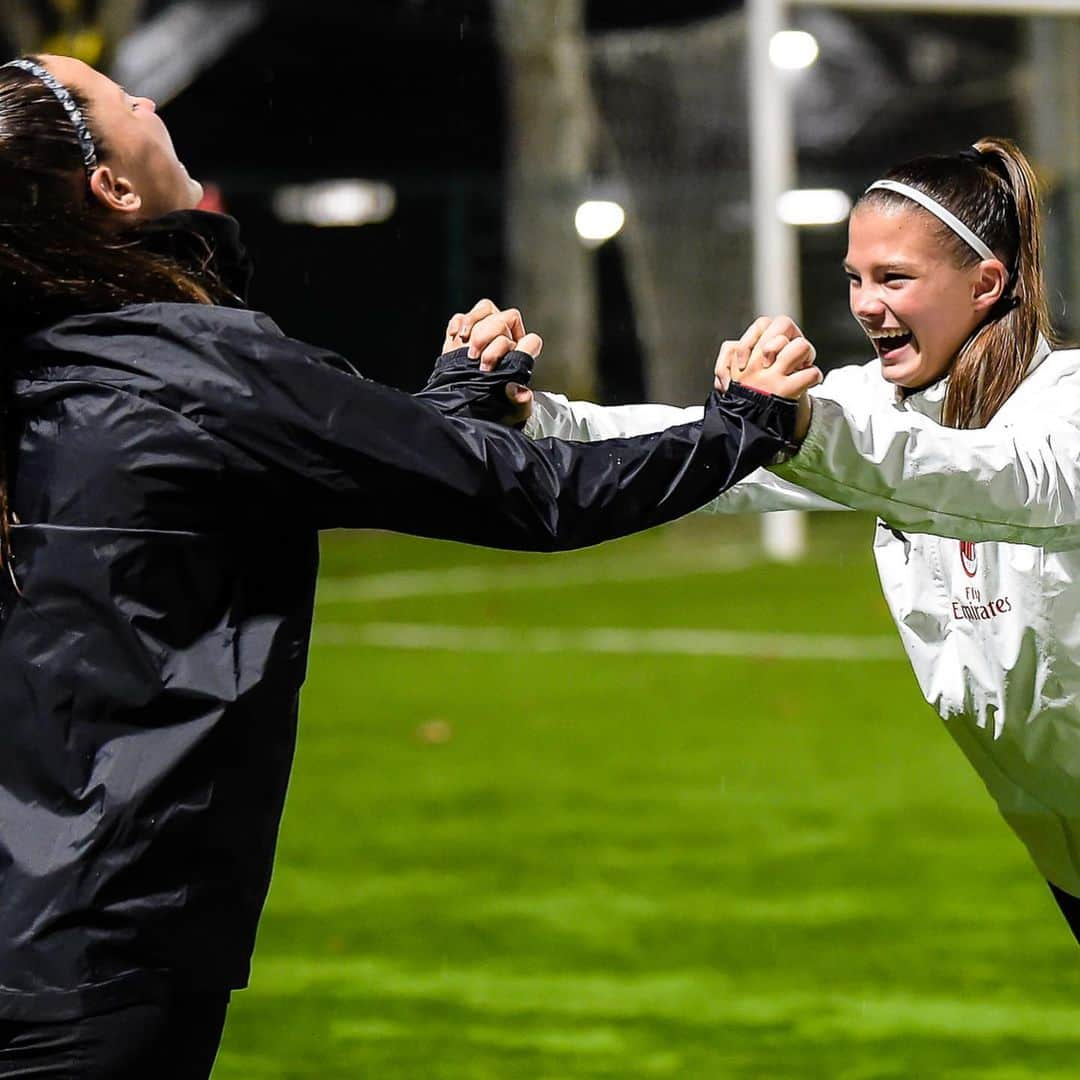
451, 137, 1080, 941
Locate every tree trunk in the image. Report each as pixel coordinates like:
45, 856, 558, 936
1025, 15, 1080, 340
493, 0, 596, 397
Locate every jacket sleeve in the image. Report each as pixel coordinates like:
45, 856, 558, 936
773, 349, 1080, 551
413, 347, 534, 425
189, 312, 800, 551
524, 391, 847, 514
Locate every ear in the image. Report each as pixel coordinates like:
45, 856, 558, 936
88, 165, 142, 218
971, 258, 1008, 314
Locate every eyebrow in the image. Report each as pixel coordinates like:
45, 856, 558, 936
841, 259, 919, 274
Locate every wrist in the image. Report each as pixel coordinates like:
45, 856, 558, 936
794, 396, 812, 442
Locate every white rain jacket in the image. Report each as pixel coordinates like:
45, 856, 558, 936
525, 339, 1080, 897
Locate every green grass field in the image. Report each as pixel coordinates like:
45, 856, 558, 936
211, 512, 1080, 1079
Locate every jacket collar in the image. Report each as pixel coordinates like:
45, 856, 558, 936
1027, 334, 1053, 375
133, 210, 253, 306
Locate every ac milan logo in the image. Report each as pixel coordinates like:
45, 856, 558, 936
959, 540, 978, 577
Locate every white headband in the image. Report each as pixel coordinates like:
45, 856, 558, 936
866, 179, 996, 263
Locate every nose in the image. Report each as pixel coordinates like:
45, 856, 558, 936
139, 96, 157, 113
850, 283, 886, 322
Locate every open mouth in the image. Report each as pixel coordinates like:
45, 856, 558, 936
869, 330, 913, 359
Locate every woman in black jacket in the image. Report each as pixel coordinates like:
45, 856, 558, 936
0, 55, 819, 1078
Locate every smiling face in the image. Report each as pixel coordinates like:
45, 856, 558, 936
844, 202, 1004, 390
40, 54, 202, 222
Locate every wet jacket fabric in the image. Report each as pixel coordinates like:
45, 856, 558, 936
521, 339, 1080, 898
416, 346, 536, 425
0, 231, 798, 1019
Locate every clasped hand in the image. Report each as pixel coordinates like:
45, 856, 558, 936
442, 298, 539, 427
441, 301, 820, 441
713, 315, 821, 441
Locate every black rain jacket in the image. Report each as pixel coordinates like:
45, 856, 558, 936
0, 213, 797, 1019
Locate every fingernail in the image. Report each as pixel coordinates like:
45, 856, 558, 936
467, 346, 478, 359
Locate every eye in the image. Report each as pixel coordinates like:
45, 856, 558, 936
883, 273, 911, 284
843, 270, 860, 284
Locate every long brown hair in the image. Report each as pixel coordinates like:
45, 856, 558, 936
855, 137, 1053, 430
0, 58, 231, 575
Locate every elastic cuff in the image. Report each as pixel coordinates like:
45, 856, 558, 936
727, 381, 771, 401
720, 382, 801, 458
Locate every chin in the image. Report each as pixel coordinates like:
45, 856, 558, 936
878, 348, 938, 389
879, 362, 917, 387
883, 361, 951, 393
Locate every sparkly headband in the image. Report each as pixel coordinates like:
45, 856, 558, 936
865, 179, 996, 263
2, 58, 98, 173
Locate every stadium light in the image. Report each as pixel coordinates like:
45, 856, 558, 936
574, 200, 625, 245
272, 180, 396, 227
768, 29, 819, 69
776, 188, 851, 226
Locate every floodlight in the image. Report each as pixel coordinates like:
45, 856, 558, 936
272, 181, 396, 227
776, 188, 851, 226
574, 200, 625, 245
768, 30, 819, 70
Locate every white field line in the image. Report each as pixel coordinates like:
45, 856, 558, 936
314, 622, 903, 662
315, 549, 758, 603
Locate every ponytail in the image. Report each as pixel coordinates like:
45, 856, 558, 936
944, 138, 1053, 428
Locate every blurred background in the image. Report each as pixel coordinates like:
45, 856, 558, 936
2, 0, 1076, 402
5, 3, 1080, 1077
